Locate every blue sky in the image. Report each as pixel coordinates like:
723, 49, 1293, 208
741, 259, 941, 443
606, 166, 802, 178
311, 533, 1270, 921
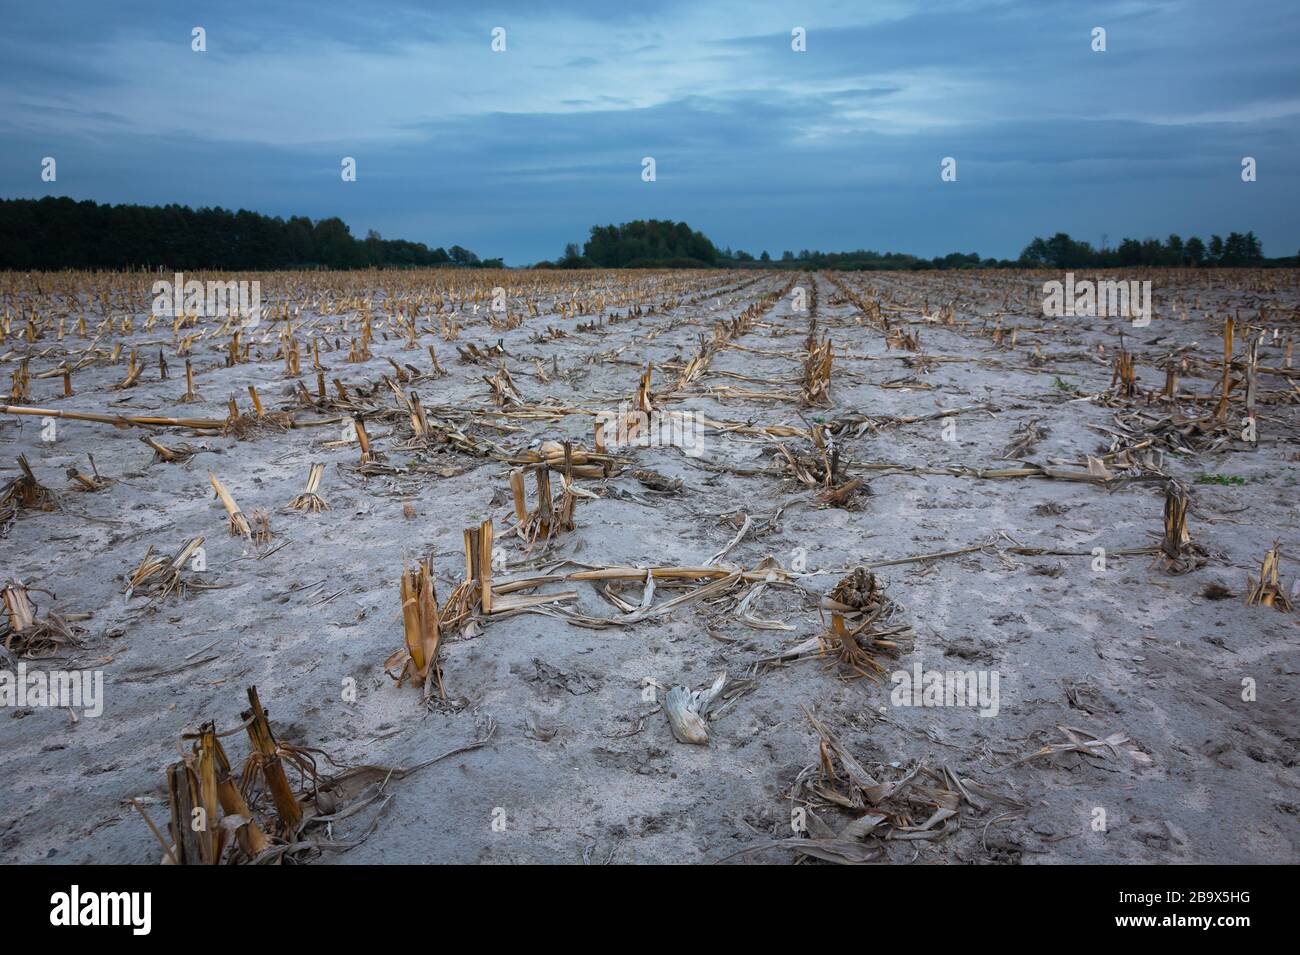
1, 0, 1296, 264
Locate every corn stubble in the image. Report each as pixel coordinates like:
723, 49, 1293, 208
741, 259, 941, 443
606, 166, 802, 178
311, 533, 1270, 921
289, 462, 329, 511
1, 455, 58, 525
1154, 482, 1207, 574
2, 579, 85, 658
4, 264, 1293, 865
1245, 541, 1292, 611
123, 536, 224, 605
140, 685, 472, 865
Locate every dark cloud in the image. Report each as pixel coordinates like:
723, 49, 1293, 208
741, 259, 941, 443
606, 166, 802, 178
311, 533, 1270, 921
1, 0, 1296, 264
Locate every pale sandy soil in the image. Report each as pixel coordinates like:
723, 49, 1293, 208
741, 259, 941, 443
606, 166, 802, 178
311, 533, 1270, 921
1, 267, 1297, 864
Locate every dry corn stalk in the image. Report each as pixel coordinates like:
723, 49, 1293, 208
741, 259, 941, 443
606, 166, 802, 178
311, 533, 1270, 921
1, 580, 84, 658
2, 455, 58, 523
484, 361, 523, 407
141, 435, 196, 464
1245, 541, 1292, 611
224, 392, 293, 437
180, 357, 200, 402
251, 508, 273, 549
408, 391, 431, 439
165, 760, 203, 864
1244, 330, 1262, 438
387, 558, 445, 697
800, 327, 834, 407
1162, 362, 1178, 400
1, 579, 36, 633
553, 445, 579, 534
223, 396, 255, 437
775, 427, 840, 489
818, 612, 889, 681
509, 457, 577, 548
475, 519, 494, 613
1155, 482, 1206, 574
817, 477, 865, 509
289, 463, 328, 511
664, 671, 727, 744
10, 359, 31, 401
510, 441, 618, 479
209, 472, 252, 538
65, 454, 108, 492
1, 403, 224, 431
124, 537, 206, 602
207, 724, 271, 859
626, 363, 654, 441
885, 325, 920, 351
354, 417, 381, 463
1003, 418, 1047, 458
1111, 347, 1138, 399
148, 686, 333, 864
112, 349, 143, 390
240, 686, 304, 834
1216, 316, 1234, 421
191, 723, 222, 863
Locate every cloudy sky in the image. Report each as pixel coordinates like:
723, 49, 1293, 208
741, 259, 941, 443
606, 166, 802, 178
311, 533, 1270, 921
1, 0, 1296, 264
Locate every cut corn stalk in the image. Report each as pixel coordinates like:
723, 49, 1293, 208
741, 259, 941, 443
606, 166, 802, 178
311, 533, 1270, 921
124, 536, 206, 602
209, 472, 252, 538
1245, 540, 1292, 611
180, 358, 200, 402
289, 463, 328, 511
388, 558, 445, 697
1216, 316, 1235, 421
240, 686, 304, 834
2, 455, 58, 521
1, 579, 85, 657
1154, 482, 1207, 574
251, 507, 273, 549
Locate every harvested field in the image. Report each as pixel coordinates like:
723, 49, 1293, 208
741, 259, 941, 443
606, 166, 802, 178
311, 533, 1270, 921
1, 267, 1298, 864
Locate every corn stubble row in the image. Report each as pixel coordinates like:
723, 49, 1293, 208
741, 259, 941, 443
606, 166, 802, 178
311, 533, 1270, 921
2, 265, 1296, 866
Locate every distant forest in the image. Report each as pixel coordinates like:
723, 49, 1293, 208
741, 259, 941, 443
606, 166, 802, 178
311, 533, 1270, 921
546, 221, 1294, 270
1, 199, 1293, 272
0, 197, 502, 270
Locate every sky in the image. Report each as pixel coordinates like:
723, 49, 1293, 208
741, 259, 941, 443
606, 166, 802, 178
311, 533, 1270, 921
1, 0, 1297, 265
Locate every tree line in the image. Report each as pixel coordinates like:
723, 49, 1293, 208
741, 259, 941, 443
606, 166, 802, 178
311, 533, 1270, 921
2, 200, 1291, 272
0, 197, 501, 270
1017, 231, 1269, 269
543, 222, 1292, 271
718, 233, 1285, 271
